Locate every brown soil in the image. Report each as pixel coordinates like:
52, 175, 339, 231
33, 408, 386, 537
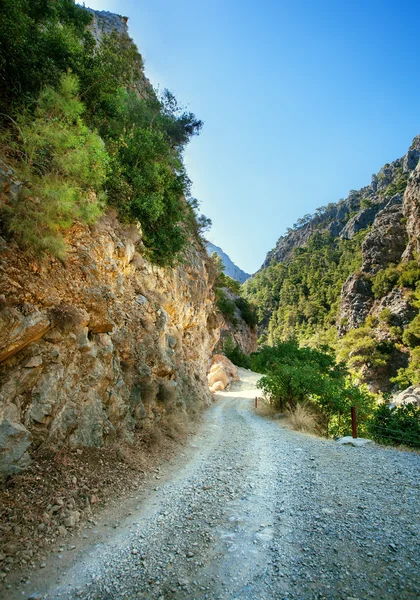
0, 420, 198, 579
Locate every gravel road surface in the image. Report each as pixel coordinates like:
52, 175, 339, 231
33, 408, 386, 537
7, 369, 420, 600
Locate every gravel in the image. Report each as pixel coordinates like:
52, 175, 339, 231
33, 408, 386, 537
4, 369, 420, 600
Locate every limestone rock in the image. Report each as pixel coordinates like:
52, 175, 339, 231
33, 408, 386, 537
391, 386, 420, 408
0, 209, 220, 478
0, 309, 50, 364
337, 274, 373, 335
207, 365, 229, 391
207, 355, 239, 392
0, 420, 32, 479
336, 436, 373, 447
210, 354, 239, 381
361, 197, 407, 275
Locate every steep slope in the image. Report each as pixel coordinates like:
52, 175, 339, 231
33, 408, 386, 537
0, 203, 220, 479
206, 242, 251, 283
245, 135, 420, 391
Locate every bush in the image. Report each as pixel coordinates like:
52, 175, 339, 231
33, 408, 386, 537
215, 289, 237, 323
337, 325, 390, 372
234, 297, 258, 328
378, 308, 393, 324
402, 314, 420, 348
0, 74, 107, 257
0, 2, 206, 266
367, 403, 420, 447
372, 265, 399, 298
254, 341, 374, 437
222, 335, 252, 369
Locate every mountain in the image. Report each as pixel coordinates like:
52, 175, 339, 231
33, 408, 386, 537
206, 242, 251, 283
245, 135, 420, 392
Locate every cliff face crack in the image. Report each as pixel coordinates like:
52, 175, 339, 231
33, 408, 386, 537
9, 369, 419, 600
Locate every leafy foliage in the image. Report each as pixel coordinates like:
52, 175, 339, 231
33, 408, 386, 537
0, 0, 207, 265
252, 341, 374, 437
223, 335, 252, 369
367, 403, 420, 448
372, 260, 420, 299
1, 74, 107, 257
244, 230, 367, 344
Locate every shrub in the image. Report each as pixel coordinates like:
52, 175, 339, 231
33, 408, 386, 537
402, 314, 420, 348
215, 289, 237, 324
0, 74, 107, 258
337, 325, 390, 371
378, 308, 393, 324
222, 336, 252, 369
392, 346, 420, 388
367, 403, 420, 447
398, 260, 420, 288
372, 265, 399, 298
285, 403, 318, 434
253, 341, 374, 437
234, 297, 258, 328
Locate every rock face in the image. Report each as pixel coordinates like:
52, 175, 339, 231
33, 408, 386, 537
206, 242, 251, 283
262, 136, 420, 269
215, 287, 258, 355
0, 212, 220, 479
391, 386, 420, 408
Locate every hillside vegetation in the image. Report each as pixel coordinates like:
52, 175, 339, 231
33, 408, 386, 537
0, 0, 209, 265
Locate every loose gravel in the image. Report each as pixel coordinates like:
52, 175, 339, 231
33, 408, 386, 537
6, 369, 420, 600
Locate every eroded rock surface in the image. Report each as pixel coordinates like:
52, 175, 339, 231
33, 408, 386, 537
0, 214, 219, 478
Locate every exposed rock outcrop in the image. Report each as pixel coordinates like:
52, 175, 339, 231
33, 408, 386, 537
215, 287, 258, 355
0, 212, 220, 479
207, 354, 239, 393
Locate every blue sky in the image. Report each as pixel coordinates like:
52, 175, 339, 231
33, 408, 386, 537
85, 0, 420, 273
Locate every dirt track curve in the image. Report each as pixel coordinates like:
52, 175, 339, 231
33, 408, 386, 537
6, 369, 420, 600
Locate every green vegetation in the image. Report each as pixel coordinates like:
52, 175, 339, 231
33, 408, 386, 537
226, 341, 374, 438
368, 403, 420, 448
372, 260, 420, 298
223, 335, 252, 369
244, 230, 368, 344
382, 168, 409, 198
211, 252, 257, 328
337, 323, 392, 373
1, 74, 107, 257
0, 0, 208, 265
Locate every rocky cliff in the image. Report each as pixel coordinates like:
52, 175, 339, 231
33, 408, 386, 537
0, 199, 220, 478
263, 138, 420, 269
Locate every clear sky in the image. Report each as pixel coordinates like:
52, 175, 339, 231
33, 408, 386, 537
84, 0, 420, 273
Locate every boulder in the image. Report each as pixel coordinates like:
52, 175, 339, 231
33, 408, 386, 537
207, 355, 239, 392
390, 386, 420, 408
207, 365, 229, 391
209, 354, 239, 381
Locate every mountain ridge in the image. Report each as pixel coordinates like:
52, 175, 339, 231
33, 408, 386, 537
206, 241, 251, 283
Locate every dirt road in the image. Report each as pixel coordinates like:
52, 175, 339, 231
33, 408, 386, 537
6, 369, 420, 600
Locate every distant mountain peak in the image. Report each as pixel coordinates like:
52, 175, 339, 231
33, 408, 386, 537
206, 242, 251, 283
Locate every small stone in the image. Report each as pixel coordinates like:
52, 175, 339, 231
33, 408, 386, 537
39, 562, 46, 569
132, 549, 138, 555
24, 356, 43, 368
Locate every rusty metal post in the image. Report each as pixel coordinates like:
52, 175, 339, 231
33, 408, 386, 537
255, 396, 258, 409
351, 406, 357, 439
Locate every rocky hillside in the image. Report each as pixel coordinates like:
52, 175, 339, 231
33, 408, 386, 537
0, 203, 220, 479
0, 4, 259, 481
245, 135, 420, 392
206, 242, 250, 283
